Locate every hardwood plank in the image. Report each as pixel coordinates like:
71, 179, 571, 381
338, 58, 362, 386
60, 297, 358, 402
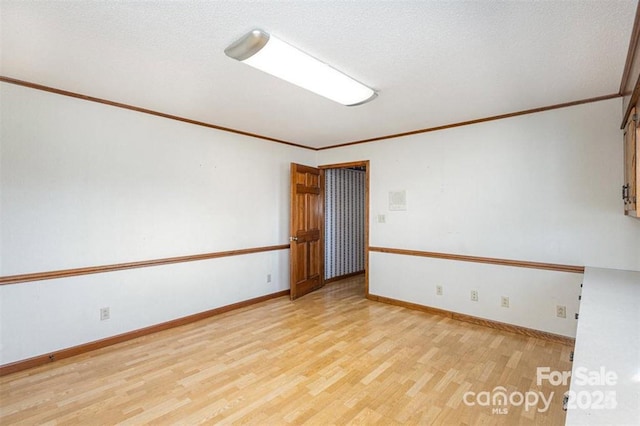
0, 275, 573, 425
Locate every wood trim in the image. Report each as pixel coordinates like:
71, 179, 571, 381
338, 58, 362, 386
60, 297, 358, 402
3, 76, 621, 154
622, 73, 640, 129
367, 294, 575, 346
620, 1, 640, 95
2, 76, 621, 152
324, 270, 365, 284
0, 244, 290, 286
364, 164, 370, 296
319, 168, 326, 289
0, 290, 290, 377
318, 161, 370, 170
318, 94, 621, 150
369, 246, 584, 274
0, 76, 313, 151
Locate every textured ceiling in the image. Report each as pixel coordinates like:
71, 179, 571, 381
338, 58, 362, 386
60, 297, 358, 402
1, 1, 636, 148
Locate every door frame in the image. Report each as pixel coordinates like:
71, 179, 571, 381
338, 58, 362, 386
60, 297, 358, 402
318, 160, 370, 296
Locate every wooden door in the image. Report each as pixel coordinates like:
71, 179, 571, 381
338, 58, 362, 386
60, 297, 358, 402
623, 108, 637, 215
290, 163, 323, 300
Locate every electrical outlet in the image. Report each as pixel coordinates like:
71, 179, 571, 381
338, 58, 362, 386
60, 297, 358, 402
436, 285, 443, 296
267, 274, 272, 283
377, 214, 386, 223
556, 305, 566, 318
100, 307, 110, 321
470, 290, 479, 302
501, 296, 509, 308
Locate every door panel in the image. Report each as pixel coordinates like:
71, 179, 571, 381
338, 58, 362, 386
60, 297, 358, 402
290, 163, 323, 300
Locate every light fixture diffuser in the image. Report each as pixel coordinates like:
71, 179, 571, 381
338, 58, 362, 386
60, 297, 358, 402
225, 29, 377, 106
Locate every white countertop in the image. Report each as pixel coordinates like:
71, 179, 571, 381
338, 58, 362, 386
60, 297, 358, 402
565, 267, 640, 425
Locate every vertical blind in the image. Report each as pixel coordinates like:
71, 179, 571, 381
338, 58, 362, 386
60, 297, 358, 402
324, 168, 366, 280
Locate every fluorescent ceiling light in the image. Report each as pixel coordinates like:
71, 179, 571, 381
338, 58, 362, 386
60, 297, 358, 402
225, 29, 377, 106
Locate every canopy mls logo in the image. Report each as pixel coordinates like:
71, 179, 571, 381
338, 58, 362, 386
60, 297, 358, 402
462, 366, 619, 415
462, 386, 553, 414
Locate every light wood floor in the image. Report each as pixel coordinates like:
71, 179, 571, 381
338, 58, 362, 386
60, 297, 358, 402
1, 275, 573, 425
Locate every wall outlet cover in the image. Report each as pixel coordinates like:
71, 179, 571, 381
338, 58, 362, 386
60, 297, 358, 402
556, 305, 567, 318
100, 307, 110, 321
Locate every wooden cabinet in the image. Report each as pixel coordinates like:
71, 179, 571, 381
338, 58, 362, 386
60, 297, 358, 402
623, 107, 639, 217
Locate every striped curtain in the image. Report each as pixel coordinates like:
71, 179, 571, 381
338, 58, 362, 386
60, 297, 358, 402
324, 168, 366, 280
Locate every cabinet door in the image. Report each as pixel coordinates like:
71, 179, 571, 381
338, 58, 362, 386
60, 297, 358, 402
624, 108, 638, 216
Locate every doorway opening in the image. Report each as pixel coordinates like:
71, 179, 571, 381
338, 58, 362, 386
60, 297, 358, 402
319, 161, 369, 296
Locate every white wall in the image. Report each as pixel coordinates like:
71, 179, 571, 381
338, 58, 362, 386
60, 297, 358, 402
319, 98, 640, 337
0, 83, 315, 364
3, 84, 638, 364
